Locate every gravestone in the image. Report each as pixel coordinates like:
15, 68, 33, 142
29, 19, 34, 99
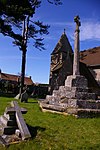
20, 90, 29, 102
40, 16, 100, 118
11, 101, 31, 140
14, 93, 20, 100
0, 101, 31, 146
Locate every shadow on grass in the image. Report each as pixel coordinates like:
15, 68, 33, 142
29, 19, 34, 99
78, 144, 100, 150
27, 124, 46, 138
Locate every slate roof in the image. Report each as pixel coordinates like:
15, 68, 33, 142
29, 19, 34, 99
0, 72, 33, 85
51, 32, 73, 55
80, 46, 100, 66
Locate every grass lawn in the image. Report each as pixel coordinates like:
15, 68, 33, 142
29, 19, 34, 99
0, 97, 100, 150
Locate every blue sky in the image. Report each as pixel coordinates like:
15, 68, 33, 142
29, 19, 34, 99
0, 0, 100, 84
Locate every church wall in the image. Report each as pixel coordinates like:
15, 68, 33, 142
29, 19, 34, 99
89, 68, 100, 86
49, 55, 73, 94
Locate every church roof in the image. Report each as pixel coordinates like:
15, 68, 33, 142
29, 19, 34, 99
51, 32, 73, 55
80, 46, 100, 66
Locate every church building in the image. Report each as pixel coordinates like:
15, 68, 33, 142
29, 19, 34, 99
49, 31, 100, 94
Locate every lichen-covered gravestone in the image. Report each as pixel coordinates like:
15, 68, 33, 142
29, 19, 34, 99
0, 101, 31, 146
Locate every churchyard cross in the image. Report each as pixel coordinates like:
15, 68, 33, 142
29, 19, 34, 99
73, 15, 81, 76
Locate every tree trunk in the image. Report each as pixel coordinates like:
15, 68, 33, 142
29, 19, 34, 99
19, 49, 26, 99
19, 16, 29, 101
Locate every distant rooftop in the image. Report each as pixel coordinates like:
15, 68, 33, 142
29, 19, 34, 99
0, 71, 34, 85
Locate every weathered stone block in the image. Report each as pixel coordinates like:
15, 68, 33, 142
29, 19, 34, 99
65, 75, 88, 88
41, 103, 66, 112
46, 95, 53, 103
71, 87, 88, 92
52, 90, 61, 97
77, 109, 100, 118
68, 99, 78, 108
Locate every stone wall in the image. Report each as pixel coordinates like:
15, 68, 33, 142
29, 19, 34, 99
49, 53, 73, 94
89, 68, 100, 86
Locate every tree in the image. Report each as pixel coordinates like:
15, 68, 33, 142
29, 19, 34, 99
0, 0, 62, 100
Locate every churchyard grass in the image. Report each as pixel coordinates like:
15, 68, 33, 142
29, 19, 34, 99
0, 97, 100, 150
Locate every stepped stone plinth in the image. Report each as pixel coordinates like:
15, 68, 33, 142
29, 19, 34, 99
40, 81, 100, 117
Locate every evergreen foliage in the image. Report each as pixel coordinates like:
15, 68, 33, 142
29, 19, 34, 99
0, 0, 62, 97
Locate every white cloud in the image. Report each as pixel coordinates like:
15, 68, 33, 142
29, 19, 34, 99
45, 20, 100, 42
80, 21, 100, 41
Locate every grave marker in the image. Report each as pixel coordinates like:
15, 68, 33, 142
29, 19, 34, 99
0, 101, 31, 146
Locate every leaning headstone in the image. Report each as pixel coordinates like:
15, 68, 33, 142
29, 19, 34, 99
14, 94, 20, 100
20, 91, 28, 102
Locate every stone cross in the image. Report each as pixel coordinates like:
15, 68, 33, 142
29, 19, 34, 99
73, 16, 81, 76
0, 101, 31, 146
11, 101, 31, 140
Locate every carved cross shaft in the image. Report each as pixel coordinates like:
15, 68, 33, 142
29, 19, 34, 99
73, 16, 81, 76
